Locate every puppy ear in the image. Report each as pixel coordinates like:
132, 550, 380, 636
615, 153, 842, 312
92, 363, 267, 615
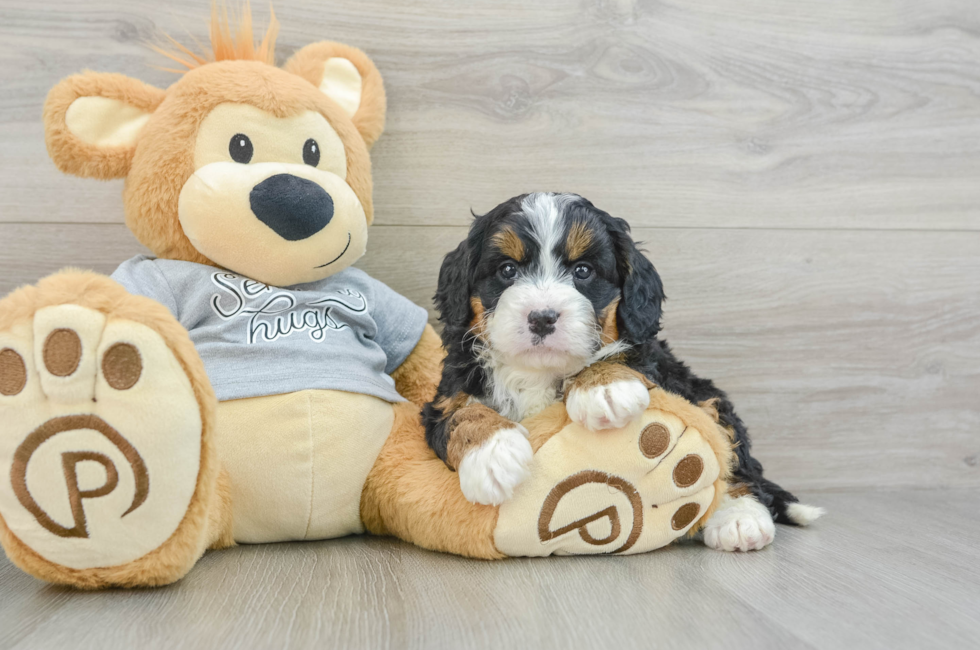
610, 218, 665, 344
434, 240, 474, 339
43, 72, 165, 179
284, 42, 386, 148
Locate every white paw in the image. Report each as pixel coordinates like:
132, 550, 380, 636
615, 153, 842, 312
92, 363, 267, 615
458, 426, 533, 506
566, 379, 650, 431
703, 496, 775, 552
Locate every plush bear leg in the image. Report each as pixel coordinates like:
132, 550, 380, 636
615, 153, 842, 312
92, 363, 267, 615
360, 402, 505, 559
359, 401, 575, 559
0, 271, 232, 588
363, 390, 732, 559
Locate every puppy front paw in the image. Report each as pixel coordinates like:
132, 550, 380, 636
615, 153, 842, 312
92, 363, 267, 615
566, 379, 650, 431
457, 426, 533, 506
702, 496, 776, 552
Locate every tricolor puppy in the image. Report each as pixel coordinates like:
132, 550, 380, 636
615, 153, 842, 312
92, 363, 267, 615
423, 192, 824, 552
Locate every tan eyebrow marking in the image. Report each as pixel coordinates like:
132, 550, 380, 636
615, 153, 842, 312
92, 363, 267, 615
566, 221, 593, 260
599, 296, 620, 344
469, 296, 488, 338
492, 227, 525, 262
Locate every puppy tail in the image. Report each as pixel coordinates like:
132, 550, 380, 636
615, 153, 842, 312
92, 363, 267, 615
785, 502, 827, 526
754, 477, 826, 526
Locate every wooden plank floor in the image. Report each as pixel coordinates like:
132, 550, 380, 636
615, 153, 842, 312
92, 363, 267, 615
0, 0, 978, 648
1, 489, 977, 650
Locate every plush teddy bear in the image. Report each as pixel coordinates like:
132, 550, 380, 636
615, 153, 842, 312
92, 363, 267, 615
0, 6, 732, 589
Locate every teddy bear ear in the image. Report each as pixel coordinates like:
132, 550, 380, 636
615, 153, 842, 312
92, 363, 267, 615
283, 42, 387, 148
43, 72, 166, 180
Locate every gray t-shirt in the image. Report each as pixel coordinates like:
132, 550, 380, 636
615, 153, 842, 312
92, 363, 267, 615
111, 255, 429, 403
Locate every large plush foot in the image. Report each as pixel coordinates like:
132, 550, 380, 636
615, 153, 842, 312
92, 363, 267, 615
494, 388, 732, 557
0, 272, 223, 588
702, 495, 776, 552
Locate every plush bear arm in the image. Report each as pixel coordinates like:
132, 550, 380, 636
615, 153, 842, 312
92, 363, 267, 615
389, 324, 444, 408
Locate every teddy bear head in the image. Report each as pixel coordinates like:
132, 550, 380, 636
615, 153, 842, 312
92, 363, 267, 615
42, 6, 385, 287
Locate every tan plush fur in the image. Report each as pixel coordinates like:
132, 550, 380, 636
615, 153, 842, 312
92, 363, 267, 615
43, 48, 382, 265
646, 389, 733, 535
208, 469, 236, 550
523, 403, 572, 453
284, 41, 387, 148
698, 398, 722, 423
120, 60, 375, 263
389, 324, 443, 408
44, 73, 166, 180
360, 402, 503, 559
0, 270, 231, 588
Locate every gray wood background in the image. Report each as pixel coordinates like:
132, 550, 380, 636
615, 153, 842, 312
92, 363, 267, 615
0, 1, 978, 648
2, 0, 977, 492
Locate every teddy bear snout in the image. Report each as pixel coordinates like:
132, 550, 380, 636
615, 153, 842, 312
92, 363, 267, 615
249, 173, 335, 241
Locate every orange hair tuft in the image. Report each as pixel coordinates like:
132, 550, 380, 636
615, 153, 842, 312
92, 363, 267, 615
152, 1, 279, 73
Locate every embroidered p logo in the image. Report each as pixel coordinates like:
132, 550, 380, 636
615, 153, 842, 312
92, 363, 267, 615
537, 470, 644, 554
10, 414, 149, 539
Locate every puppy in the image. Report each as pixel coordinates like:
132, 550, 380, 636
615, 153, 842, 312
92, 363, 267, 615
423, 193, 824, 551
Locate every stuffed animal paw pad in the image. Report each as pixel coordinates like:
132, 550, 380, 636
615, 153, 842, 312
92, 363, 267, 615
494, 396, 722, 556
0, 305, 202, 570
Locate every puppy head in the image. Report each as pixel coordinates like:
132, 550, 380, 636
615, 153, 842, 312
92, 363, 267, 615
435, 192, 665, 372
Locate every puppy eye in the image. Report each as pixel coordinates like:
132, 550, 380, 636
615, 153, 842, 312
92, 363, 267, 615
498, 262, 518, 281
229, 133, 253, 164
303, 138, 321, 167
573, 263, 594, 280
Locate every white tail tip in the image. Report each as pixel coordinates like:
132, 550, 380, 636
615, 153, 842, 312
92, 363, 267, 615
787, 502, 826, 526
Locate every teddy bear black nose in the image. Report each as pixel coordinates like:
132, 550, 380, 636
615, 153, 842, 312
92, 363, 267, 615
249, 174, 334, 241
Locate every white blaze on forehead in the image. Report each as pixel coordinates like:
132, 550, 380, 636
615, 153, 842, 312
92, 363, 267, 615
484, 192, 598, 375
520, 192, 579, 284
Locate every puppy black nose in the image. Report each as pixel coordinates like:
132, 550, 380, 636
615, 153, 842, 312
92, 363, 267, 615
250, 174, 334, 241
528, 309, 559, 338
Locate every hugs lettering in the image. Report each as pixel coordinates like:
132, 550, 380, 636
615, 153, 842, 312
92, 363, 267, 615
210, 272, 367, 344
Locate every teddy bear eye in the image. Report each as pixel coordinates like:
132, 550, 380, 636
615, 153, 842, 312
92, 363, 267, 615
229, 133, 253, 164
303, 138, 320, 167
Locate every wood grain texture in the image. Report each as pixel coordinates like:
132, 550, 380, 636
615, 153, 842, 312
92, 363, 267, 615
1, 2, 979, 645
0, 488, 977, 650
1, 0, 980, 228
1, 223, 977, 490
